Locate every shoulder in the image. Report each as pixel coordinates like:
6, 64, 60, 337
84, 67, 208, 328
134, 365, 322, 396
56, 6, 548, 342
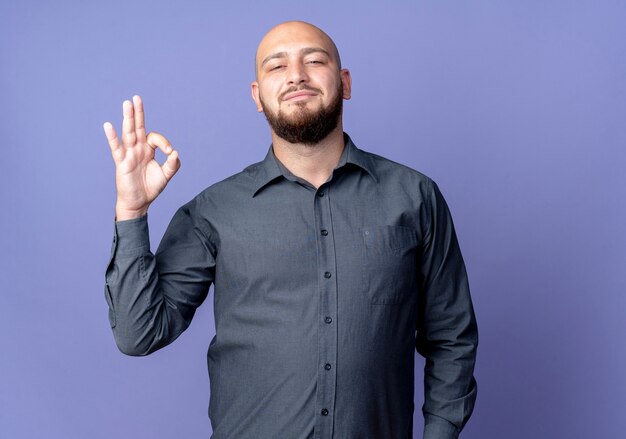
171, 160, 264, 239
187, 160, 263, 206
356, 145, 438, 197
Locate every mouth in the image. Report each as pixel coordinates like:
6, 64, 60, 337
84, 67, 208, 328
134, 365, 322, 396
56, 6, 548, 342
281, 85, 322, 102
283, 91, 318, 102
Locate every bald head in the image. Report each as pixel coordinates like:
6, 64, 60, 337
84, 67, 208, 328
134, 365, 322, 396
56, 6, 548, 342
255, 21, 342, 78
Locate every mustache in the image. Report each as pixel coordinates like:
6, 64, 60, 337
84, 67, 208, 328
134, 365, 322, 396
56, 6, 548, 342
279, 85, 323, 101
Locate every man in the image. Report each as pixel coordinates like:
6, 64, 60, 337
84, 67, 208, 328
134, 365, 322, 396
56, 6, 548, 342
103, 21, 478, 439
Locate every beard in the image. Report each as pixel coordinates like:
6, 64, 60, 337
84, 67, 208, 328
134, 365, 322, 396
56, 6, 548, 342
260, 83, 343, 145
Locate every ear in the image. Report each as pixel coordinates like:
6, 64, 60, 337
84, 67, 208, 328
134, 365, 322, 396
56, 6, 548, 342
340, 69, 352, 100
251, 81, 263, 112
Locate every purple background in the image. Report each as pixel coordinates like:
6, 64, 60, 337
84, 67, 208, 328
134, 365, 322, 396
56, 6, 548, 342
2, 1, 625, 438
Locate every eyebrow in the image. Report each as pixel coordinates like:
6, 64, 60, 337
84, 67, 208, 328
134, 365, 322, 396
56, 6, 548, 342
261, 47, 331, 68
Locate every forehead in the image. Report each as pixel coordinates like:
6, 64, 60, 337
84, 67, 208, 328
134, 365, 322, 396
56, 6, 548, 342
255, 23, 337, 68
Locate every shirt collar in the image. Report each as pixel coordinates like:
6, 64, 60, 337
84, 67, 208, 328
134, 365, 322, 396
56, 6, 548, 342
251, 133, 379, 197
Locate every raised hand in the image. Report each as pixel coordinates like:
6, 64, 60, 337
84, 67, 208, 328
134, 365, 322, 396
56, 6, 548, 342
104, 95, 181, 221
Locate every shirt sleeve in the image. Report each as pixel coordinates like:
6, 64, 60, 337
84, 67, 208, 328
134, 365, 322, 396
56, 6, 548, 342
104, 198, 216, 356
415, 179, 478, 439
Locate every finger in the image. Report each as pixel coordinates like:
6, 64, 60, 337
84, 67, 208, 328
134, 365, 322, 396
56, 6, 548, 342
133, 95, 147, 143
161, 149, 181, 181
103, 122, 121, 150
146, 131, 173, 155
121, 100, 137, 146
103, 122, 124, 161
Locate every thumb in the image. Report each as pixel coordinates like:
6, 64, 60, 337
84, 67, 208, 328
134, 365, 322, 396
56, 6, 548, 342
161, 149, 181, 181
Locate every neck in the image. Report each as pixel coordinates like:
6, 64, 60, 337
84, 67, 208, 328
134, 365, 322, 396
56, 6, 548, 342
271, 124, 345, 189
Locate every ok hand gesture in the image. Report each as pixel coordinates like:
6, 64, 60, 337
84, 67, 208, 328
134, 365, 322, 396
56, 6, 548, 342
104, 95, 180, 221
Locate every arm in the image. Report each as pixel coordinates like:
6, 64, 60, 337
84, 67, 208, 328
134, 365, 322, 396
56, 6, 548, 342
102, 96, 214, 355
415, 179, 478, 439
104, 202, 215, 356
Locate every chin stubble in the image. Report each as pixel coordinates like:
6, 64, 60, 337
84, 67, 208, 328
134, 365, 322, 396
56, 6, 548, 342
261, 83, 343, 145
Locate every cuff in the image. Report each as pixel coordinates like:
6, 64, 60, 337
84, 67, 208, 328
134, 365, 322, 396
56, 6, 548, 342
423, 414, 459, 439
113, 214, 150, 256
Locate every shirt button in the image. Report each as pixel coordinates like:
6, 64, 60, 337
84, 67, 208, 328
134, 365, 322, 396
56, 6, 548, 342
321, 408, 329, 416
321, 229, 328, 236
325, 316, 332, 324
317, 192, 325, 197
324, 271, 332, 278
324, 363, 332, 370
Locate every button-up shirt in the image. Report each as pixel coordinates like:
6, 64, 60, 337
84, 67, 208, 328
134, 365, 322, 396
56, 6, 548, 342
104, 133, 478, 439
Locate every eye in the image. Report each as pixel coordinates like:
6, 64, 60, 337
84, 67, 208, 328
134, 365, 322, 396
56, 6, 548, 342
269, 65, 284, 71
307, 60, 323, 64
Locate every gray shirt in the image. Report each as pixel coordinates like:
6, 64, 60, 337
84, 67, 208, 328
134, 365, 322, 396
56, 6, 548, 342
104, 133, 478, 439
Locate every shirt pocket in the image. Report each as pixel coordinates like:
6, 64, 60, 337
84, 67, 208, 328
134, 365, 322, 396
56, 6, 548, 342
361, 225, 419, 305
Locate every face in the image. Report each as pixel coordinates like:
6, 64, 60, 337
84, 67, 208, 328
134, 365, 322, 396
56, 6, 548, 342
251, 22, 352, 145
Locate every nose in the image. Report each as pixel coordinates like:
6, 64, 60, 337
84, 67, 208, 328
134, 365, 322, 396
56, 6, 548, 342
286, 61, 309, 85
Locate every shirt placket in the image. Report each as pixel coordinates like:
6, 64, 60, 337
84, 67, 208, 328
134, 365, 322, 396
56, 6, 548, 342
313, 183, 338, 439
